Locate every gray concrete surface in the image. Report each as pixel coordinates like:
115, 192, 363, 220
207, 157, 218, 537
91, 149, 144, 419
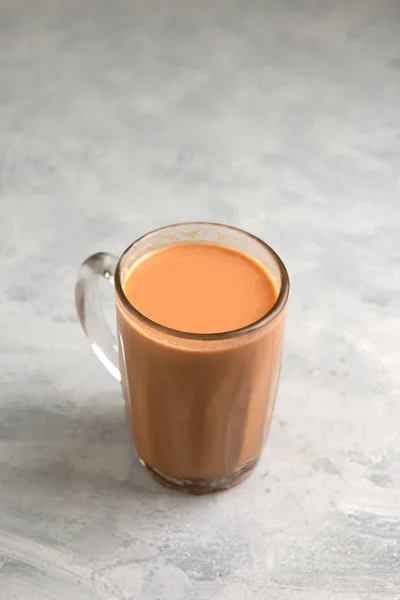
1, 0, 400, 598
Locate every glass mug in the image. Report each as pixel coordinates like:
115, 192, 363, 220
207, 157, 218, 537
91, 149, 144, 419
75, 223, 289, 494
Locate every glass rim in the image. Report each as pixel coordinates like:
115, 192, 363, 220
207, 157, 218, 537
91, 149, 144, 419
114, 222, 290, 341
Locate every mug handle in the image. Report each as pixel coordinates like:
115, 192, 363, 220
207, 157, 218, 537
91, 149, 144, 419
75, 252, 121, 381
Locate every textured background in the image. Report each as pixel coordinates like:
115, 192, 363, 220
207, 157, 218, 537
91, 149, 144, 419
1, 0, 400, 598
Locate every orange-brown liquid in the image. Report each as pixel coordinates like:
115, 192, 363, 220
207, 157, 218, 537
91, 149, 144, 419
116, 242, 285, 488
123, 243, 278, 334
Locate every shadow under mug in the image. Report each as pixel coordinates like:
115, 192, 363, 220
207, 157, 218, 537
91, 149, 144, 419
75, 222, 289, 494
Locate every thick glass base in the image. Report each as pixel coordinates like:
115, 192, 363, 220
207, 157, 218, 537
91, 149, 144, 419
139, 458, 258, 494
